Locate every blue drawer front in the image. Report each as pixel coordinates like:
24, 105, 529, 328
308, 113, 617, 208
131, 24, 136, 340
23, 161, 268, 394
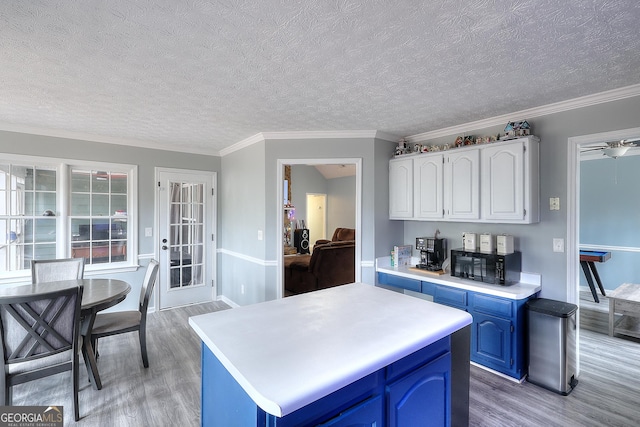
378, 273, 421, 292
421, 281, 436, 296
316, 395, 383, 427
434, 285, 467, 309
472, 294, 513, 318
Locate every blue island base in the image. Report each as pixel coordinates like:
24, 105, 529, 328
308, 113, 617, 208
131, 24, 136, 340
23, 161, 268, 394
201, 326, 470, 427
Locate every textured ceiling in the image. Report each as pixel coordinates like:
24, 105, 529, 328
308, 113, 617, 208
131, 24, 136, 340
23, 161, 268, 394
2, 0, 640, 155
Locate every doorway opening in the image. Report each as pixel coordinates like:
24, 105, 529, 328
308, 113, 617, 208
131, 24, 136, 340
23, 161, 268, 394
276, 158, 362, 299
568, 125, 640, 375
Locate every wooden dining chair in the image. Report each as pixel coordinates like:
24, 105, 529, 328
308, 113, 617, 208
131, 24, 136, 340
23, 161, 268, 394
0, 285, 84, 421
31, 258, 85, 284
88, 260, 159, 368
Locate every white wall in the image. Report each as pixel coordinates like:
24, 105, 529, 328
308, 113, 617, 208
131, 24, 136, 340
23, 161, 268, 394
327, 175, 356, 233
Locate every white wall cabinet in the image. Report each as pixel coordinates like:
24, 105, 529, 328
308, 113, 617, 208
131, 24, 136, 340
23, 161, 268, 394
413, 154, 444, 219
481, 137, 539, 223
389, 157, 413, 219
444, 149, 480, 221
390, 136, 539, 224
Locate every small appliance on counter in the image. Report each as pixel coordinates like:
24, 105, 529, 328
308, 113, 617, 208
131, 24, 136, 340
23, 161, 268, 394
497, 234, 515, 254
415, 236, 447, 271
479, 233, 494, 253
462, 232, 477, 251
450, 248, 521, 285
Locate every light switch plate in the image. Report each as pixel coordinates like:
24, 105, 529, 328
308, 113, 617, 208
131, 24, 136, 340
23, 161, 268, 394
145, 227, 153, 237
553, 238, 564, 252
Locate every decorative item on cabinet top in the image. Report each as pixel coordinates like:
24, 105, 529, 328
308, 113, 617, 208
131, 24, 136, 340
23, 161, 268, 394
502, 120, 531, 139
393, 130, 532, 158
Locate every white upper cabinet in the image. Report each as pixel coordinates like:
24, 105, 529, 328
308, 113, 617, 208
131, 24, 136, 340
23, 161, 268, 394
414, 154, 444, 219
481, 137, 539, 223
389, 157, 413, 219
444, 149, 480, 221
389, 136, 539, 223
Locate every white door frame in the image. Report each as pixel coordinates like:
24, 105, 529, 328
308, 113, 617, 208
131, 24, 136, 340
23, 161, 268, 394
276, 158, 362, 299
566, 125, 640, 376
155, 167, 217, 309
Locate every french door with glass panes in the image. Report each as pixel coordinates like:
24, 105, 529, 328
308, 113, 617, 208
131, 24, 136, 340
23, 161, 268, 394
157, 169, 216, 309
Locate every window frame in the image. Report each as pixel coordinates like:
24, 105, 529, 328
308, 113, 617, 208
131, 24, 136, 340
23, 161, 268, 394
0, 153, 138, 284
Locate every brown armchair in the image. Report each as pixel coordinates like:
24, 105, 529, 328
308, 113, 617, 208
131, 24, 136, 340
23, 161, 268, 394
314, 227, 355, 246
284, 240, 355, 295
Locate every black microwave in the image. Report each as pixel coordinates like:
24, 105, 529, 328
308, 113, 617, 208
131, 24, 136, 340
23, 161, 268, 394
450, 249, 521, 285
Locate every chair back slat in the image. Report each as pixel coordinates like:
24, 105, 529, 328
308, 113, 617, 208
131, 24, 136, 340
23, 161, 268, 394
139, 260, 159, 314
32, 258, 85, 284
0, 287, 81, 364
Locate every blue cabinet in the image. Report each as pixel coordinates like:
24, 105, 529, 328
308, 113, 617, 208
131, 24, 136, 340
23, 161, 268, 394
377, 272, 534, 380
201, 337, 452, 426
387, 352, 451, 427
471, 312, 512, 372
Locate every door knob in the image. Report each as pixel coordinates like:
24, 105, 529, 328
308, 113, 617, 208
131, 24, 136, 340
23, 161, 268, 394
162, 245, 168, 250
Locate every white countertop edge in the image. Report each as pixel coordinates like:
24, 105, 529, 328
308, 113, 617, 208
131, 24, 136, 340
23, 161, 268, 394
188, 284, 473, 417
189, 317, 285, 416
375, 258, 541, 299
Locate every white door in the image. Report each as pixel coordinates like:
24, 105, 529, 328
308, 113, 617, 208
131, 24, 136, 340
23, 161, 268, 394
157, 169, 216, 309
306, 193, 326, 248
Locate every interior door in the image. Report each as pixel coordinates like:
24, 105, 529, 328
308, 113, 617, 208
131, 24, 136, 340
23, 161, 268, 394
306, 193, 326, 247
158, 169, 215, 309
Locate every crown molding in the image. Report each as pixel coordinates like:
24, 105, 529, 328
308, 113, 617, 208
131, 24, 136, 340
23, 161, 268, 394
219, 132, 266, 157
0, 121, 221, 157
406, 83, 640, 143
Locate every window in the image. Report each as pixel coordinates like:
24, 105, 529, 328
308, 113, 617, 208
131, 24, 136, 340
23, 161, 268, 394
70, 169, 128, 265
0, 155, 137, 279
0, 164, 58, 270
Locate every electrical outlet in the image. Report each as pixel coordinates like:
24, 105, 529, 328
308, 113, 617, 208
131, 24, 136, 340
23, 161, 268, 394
549, 197, 560, 211
553, 238, 564, 253
145, 227, 152, 237
241, 284, 245, 294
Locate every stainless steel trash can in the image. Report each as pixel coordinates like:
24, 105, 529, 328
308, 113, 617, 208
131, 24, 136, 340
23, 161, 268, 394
526, 298, 578, 395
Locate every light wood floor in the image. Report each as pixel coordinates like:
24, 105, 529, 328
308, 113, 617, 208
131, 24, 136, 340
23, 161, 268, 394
10, 298, 640, 426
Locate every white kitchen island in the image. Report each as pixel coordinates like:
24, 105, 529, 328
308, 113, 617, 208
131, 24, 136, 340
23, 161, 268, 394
189, 282, 473, 427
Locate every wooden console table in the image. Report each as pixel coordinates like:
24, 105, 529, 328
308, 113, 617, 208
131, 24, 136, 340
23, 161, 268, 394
580, 249, 610, 303
609, 283, 640, 338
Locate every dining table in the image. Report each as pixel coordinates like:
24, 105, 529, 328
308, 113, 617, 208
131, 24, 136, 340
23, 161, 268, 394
0, 278, 131, 390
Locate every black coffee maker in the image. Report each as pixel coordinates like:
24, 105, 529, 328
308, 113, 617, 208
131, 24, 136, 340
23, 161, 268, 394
416, 236, 447, 271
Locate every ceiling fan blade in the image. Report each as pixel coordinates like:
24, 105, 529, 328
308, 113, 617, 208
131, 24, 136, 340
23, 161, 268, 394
580, 147, 605, 153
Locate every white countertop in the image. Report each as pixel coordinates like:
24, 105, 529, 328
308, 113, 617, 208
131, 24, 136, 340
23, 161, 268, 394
188, 282, 472, 418
376, 257, 541, 300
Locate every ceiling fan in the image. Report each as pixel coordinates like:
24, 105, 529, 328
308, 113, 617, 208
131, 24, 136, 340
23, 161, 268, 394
580, 138, 640, 159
